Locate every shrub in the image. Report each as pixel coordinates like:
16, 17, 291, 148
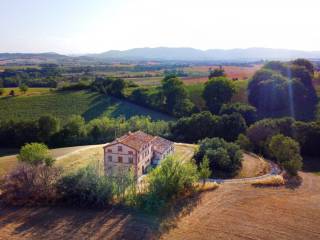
198, 156, 211, 184
220, 102, 257, 125
138, 156, 198, 213
57, 165, 113, 208
195, 138, 243, 178
269, 134, 303, 176
18, 143, 54, 166
0, 164, 61, 206
236, 134, 253, 151
19, 84, 29, 94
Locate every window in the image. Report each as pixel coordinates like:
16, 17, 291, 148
108, 156, 112, 162
128, 151, 133, 155
128, 157, 133, 164
107, 149, 112, 153
118, 146, 122, 152
118, 156, 123, 163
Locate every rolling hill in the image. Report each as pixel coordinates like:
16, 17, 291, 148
0, 90, 173, 122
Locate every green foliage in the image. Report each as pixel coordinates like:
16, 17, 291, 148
203, 77, 236, 114
220, 102, 257, 125
219, 113, 247, 141
195, 138, 243, 178
64, 115, 86, 137
269, 134, 303, 175
138, 156, 198, 213
57, 165, 113, 207
209, 67, 226, 79
171, 111, 220, 143
0, 88, 4, 96
161, 75, 195, 117
198, 156, 211, 183
236, 133, 253, 151
19, 84, 29, 94
170, 111, 247, 143
38, 115, 60, 142
91, 77, 126, 98
18, 143, 54, 166
248, 59, 318, 120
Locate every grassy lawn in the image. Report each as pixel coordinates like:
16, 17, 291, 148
173, 143, 197, 162
0, 90, 173, 122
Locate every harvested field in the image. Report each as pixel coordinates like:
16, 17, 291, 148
1, 172, 319, 240
160, 172, 320, 240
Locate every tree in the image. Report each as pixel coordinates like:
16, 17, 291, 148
248, 60, 318, 120
18, 142, 54, 166
19, 84, 29, 94
38, 115, 60, 142
161, 75, 194, 116
195, 138, 243, 178
203, 77, 235, 114
198, 156, 211, 184
220, 102, 257, 125
236, 134, 253, 151
170, 111, 220, 143
218, 113, 247, 141
64, 115, 85, 138
269, 134, 303, 176
209, 67, 225, 79
110, 78, 125, 97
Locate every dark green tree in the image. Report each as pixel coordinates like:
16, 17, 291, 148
203, 77, 235, 114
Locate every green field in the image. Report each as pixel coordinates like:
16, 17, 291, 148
185, 80, 249, 111
0, 90, 173, 122
0, 87, 50, 97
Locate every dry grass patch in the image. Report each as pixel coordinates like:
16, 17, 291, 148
251, 175, 285, 187
195, 182, 219, 192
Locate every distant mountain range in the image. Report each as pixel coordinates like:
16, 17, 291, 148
1, 47, 320, 63
85, 47, 320, 62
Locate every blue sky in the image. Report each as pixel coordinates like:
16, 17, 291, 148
1, 0, 320, 54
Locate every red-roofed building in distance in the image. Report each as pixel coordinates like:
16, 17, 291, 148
103, 131, 174, 177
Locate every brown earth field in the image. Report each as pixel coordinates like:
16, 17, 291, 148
1, 172, 319, 240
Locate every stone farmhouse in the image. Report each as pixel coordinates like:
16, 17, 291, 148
103, 131, 174, 177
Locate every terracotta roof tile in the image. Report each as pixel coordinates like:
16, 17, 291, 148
104, 131, 155, 151
152, 136, 174, 154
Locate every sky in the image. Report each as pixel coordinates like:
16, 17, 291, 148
1, 0, 320, 54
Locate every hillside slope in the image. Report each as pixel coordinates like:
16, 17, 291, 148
0, 90, 173, 122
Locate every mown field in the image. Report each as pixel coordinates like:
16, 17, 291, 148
0, 90, 173, 122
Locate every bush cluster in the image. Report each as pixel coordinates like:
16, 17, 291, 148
195, 138, 243, 178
